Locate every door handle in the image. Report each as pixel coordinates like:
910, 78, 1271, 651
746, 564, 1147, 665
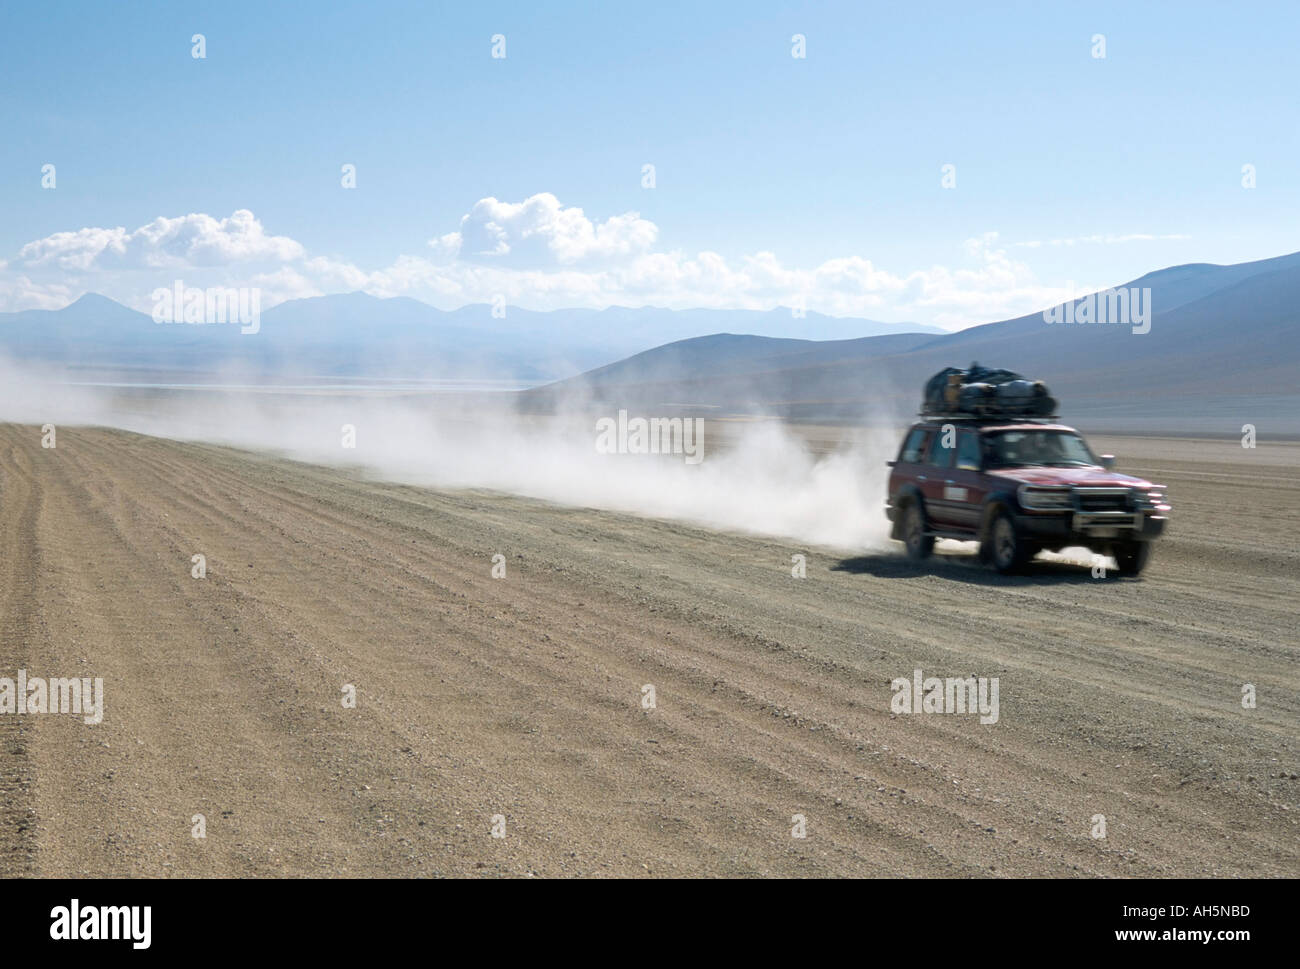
917, 474, 927, 481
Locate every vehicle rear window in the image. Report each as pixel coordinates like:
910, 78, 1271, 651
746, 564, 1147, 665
899, 428, 928, 463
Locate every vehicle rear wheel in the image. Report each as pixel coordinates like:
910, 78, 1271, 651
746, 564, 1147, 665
902, 502, 934, 561
1114, 541, 1152, 576
984, 508, 1029, 574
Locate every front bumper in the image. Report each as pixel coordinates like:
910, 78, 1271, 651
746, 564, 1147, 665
1015, 510, 1167, 543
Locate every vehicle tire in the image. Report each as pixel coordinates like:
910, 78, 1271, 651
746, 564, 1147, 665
901, 501, 934, 561
1114, 541, 1152, 577
984, 508, 1029, 574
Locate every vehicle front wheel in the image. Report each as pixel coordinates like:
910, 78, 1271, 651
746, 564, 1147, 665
902, 502, 934, 561
1113, 541, 1152, 577
984, 508, 1030, 574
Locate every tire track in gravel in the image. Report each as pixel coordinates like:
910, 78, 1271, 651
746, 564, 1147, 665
0, 438, 41, 875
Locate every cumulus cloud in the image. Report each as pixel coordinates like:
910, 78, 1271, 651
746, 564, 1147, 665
0, 195, 1122, 326
432, 193, 657, 266
0, 274, 76, 311
16, 209, 304, 271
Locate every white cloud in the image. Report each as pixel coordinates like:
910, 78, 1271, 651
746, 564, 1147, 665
0, 196, 1133, 326
0, 275, 76, 311
433, 193, 658, 266
16, 209, 304, 272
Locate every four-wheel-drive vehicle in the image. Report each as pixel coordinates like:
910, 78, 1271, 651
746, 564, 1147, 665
885, 417, 1170, 575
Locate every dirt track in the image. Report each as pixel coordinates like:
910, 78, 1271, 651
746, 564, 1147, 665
0, 423, 1296, 877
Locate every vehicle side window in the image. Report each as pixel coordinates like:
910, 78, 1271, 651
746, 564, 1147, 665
926, 432, 955, 468
899, 428, 929, 464
955, 431, 981, 471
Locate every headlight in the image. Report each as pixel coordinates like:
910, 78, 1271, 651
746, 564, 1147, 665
1019, 485, 1072, 510
1137, 487, 1170, 511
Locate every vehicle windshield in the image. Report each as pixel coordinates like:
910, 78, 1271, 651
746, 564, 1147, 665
983, 429, 1099, 469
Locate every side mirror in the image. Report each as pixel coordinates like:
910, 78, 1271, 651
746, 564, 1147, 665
886, 460, 897, 468
1100, 454, 1116, 471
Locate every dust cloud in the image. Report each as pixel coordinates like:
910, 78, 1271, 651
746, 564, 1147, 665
0, 358, 905, 552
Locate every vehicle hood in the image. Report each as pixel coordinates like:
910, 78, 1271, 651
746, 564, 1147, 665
986, 466, 1155, 488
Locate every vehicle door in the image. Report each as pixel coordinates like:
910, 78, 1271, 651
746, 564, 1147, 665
920, 425, 958, 526
944, 429, 989, 532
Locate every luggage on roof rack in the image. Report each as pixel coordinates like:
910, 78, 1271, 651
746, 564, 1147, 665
921, 362, 1058, 418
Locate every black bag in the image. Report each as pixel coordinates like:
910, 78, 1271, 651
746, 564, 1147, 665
922, 362, 1057, 417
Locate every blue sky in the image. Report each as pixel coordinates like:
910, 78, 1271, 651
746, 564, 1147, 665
1, 0, 1296, 328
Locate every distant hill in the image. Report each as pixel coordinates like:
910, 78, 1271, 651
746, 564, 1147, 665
558, 332, 937, 388
524, 251, 1300, 432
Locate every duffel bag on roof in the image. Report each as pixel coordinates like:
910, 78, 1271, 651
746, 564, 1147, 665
921, 362, 1057, 417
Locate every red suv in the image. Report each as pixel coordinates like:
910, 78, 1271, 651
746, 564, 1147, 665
885, 419, 1169, 575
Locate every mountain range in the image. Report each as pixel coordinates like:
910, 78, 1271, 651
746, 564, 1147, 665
523, 250, 1300, 432
3, 249, 1297, 432
0, 293, 934, 382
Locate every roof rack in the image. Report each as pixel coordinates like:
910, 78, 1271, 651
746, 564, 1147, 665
918, 412, 1061, 423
